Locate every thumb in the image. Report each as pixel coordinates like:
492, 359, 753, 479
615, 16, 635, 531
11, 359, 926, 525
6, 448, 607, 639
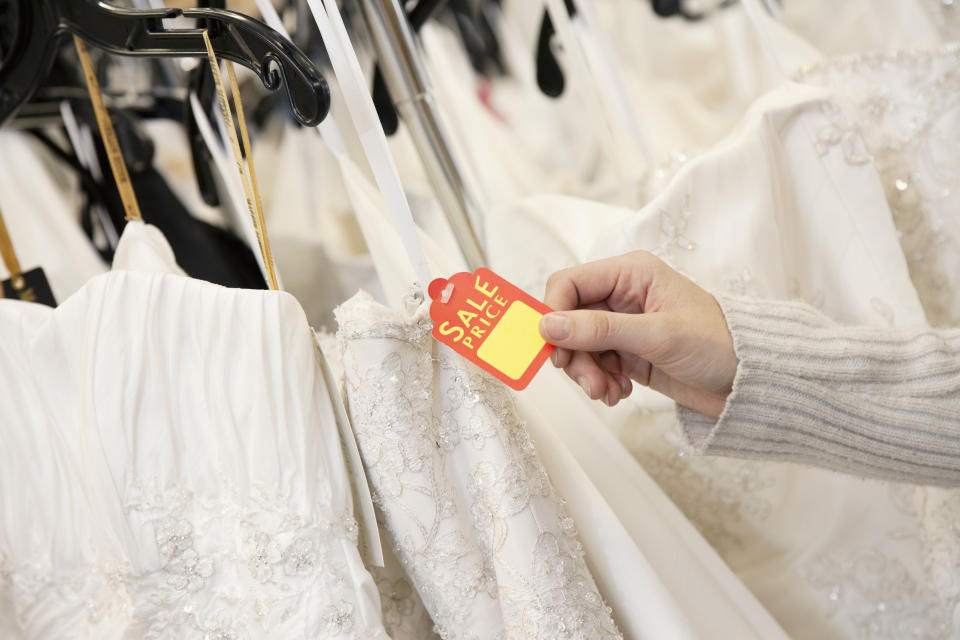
539, 309, 670, 358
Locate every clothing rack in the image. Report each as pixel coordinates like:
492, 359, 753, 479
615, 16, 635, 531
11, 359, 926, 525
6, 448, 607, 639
358, 0, 488, 271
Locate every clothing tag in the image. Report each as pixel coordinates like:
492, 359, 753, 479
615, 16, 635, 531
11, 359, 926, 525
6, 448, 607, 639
2, 267, 57, 307
428, 268, 555, 390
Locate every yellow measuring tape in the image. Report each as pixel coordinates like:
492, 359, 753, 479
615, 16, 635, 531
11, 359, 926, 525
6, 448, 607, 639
201, 31, 279, 291
73, 36, 143, 223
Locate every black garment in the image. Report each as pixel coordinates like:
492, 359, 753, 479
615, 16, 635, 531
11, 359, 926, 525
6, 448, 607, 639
36, 106, 267, 290
118, 165, 267, 290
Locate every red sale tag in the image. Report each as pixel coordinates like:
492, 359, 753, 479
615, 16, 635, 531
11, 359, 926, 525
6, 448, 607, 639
428, 268, 555, 390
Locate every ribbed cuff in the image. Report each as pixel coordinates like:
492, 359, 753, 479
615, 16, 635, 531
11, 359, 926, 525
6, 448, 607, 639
677, 295, 960, 487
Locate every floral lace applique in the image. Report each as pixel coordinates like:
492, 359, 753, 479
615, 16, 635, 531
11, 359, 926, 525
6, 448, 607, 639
643, 150, 693, 199
371, 564, 439, 640
627, 423, 776, 556
870, 297, 897, 327
798, 484, 960, 640
653, 192, 697, 265
788, 278, 826, 310
791, 50, 960, 637
795, 45, 960, 327
6, 476, 388, 639
813, 101, 872, 165
913, 488, 960, 637
337, 290, 621, 640
798, 548, 950, 639
723, 269, 756, 296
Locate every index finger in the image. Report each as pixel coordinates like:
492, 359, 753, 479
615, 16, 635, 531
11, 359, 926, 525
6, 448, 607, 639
543, 253, 654, 313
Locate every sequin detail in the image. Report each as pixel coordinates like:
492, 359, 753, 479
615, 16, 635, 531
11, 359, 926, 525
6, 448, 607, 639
4, 478, 388, 639
653, 192, 698, 265
796, 44, 960, 327
337, 290, 622, 640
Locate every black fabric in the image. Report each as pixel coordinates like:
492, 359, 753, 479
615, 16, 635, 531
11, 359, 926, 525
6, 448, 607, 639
71, 104, 267, 290
118, 165, 267, 290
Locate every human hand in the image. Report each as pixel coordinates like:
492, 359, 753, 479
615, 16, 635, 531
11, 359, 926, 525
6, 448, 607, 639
538, 251, 738, 418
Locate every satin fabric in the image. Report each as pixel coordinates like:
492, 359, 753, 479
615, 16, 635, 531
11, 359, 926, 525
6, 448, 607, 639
0, 223, 387, 639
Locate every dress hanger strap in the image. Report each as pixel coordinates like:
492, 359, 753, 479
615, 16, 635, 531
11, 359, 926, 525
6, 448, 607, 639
73, 35, 143, 223
201, 29, 279, 291
0, 206, 22, 295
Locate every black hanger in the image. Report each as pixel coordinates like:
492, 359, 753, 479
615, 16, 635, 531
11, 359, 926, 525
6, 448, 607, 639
371, 0, 449, 136
0, 0, 330, 128
535, 0, 576, 98
651, 0, 739, 22
183, 0, 226, 208
449, 0, 505, 77
370, 0, 507, 136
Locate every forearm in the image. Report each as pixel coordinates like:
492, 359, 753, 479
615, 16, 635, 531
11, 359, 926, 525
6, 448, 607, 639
678, 295, 960, 486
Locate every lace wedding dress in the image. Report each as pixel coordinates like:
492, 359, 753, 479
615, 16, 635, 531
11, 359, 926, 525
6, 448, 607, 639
549, 44, 960, 636
334, 291, 622, 640
431, 5, 960, 630
328, 156, 789, 640
792, 42, 960, 639
579, 81, 935, 640
0, 222, 388, 639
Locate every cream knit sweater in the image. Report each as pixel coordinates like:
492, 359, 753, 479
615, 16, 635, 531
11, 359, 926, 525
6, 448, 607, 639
678, 295, 960, 487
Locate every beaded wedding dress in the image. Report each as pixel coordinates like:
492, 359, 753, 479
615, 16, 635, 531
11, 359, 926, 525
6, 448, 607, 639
577, 44, 960, 640
334, 291, 622, 640
0, 222, 388, 639
248, 1, 960, 636
412, 30, 960, 638
413, 7, 960, 636
328, 157, 789, 640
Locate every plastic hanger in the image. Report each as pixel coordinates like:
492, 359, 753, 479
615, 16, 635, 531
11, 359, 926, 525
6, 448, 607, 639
371, 0, 506, 135
449, 0, 506, 77
535, 0, 576, 97
651, 0, 739, 22
0, 0, 330, 128
184, 0, 227, 208
371, 0, 448, 136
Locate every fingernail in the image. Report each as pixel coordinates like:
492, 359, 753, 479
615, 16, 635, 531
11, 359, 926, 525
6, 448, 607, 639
603, 392, 613, 407
576, 376, 591, 398
541, 313, 571, 341
619, 376, 630, 396
550, 350, 558, 367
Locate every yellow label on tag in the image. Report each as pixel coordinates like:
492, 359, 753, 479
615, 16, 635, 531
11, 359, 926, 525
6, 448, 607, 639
477, 301, 546, 380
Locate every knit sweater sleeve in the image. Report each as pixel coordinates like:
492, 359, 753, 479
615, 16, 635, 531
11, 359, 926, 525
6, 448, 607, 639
677, 295, 960, 487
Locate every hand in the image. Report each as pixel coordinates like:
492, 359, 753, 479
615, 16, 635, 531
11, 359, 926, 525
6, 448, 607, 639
538, 251, 738, 417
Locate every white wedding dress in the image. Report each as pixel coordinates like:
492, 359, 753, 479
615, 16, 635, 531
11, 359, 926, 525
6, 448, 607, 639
791, 41, 960, 638
579, 81, 936, 640
328, 156, 789, 640
0, 222, 388, 639
473, 73, 960, 639
334, 290, 622, 640
404, 6, 960, 636
0, 131, 107, 301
